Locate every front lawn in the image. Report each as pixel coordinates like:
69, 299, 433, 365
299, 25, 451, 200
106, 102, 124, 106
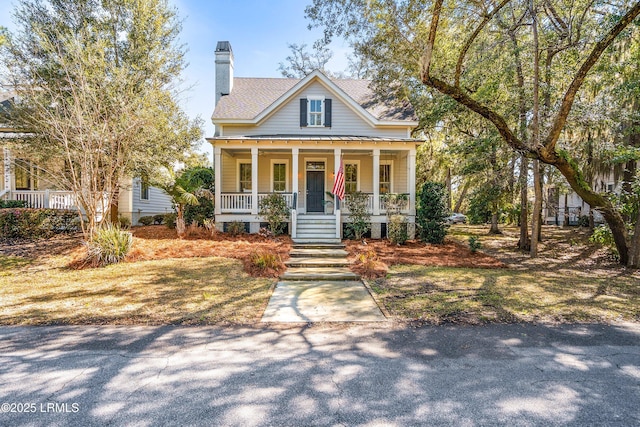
371, 265, 640, 324
0, 256, 273, 325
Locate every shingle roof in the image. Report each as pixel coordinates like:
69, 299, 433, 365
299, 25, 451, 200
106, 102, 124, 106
212, 76, 417, 122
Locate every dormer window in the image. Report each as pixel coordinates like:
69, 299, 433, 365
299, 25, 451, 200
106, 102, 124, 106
300, 97, 332, 127
308, 97, 324, 126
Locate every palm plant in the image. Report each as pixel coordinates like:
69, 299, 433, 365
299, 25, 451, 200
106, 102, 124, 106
160, 167, 214, 237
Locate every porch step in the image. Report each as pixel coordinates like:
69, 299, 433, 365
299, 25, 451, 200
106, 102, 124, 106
295, 233, 338, 241
292, 237, 342, 244
293, 243, 345, 250
285, 257, 350, 268
280, 267, 360, 281
296, 223, 336, 230
290, 248, 349, 258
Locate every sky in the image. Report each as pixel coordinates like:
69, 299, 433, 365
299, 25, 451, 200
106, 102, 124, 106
0, 0, 351, 160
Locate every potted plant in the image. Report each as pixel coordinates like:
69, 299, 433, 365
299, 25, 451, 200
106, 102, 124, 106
324, 192, 335, 214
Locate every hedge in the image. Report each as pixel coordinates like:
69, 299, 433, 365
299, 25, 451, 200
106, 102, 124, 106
0, 208, 80, 240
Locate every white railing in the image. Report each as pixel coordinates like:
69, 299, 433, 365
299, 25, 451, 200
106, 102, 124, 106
11, 190, 77, 210
221, 192, 295, 213
342, 193, 410, 214
220, 193, 253, 212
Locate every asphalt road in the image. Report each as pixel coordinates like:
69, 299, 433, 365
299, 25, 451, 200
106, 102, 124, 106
0, 323, 638, 426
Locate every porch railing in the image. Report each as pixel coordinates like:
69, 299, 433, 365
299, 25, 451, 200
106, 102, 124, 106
341, 193, 410, 214
11, 190, 78, 210
220, 192, 295, 213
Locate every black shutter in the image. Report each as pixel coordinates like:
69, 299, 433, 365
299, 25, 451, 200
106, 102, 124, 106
300, 98, 308, 127
324, 98, 332, 127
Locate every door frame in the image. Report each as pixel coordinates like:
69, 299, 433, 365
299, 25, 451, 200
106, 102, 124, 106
304, 158, 326, 214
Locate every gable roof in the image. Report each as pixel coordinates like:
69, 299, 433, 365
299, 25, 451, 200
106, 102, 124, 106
212, 70, 417, 126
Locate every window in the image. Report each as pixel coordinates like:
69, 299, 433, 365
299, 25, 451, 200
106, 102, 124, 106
380, 163, 392, 194
140, 180, 150, 200
306, 161, 325, 170
14, 159, 34, 190
272, 162, 287, 192
345, 163, 358, 193
308, 98, 323, 126
239, 162, 252, 191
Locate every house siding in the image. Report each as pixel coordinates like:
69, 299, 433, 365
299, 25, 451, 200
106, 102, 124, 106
129, 178, 173, 224
221, 81, 409, 139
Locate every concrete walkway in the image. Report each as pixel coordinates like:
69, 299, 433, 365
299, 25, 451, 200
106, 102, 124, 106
261, 243, 385, 322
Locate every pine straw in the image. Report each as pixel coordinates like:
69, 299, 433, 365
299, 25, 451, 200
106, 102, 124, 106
345, 238, 505, 279
60, 226, 291, 277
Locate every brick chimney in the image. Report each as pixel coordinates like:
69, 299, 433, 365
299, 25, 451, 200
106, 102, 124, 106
215, 41, 234, 106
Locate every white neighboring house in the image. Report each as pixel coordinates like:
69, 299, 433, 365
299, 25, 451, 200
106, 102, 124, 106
544, 176, 615, 226
208, 41, 421, 242
0, 93, 173, 225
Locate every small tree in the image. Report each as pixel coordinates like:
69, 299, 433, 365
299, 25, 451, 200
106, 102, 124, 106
417, 182, 449, 244
259, 193, 290, 235
344, 191, 371, 240
160, 167, 213, 238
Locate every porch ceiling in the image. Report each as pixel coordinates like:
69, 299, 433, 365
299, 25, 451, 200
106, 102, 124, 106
207, 134, 421, 143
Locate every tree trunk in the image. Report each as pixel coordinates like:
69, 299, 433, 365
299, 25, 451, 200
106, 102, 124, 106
453, 179, 470, 213
489, 212, 501, 234
628, 207, 640, 267
519, 156, 530, 250
531, 159, 543, 255
445, 168, 452, 211
529, 0, 541, 257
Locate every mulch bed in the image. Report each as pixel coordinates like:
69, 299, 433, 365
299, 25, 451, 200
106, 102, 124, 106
345, 238, 506, 278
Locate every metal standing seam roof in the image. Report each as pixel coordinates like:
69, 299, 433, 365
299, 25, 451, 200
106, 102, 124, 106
212, 77, 417, 122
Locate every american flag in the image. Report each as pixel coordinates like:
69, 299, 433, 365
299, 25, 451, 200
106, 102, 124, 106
332, 159, 345, 201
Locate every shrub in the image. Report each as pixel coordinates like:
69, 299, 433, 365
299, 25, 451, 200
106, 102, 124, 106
578, 215, 590, 227
227, 221, 245, 236
259, 193, 290, 235
469, 236, 482, 253
164, 213, 177, 229
251, 251, 281, 269
387, 214, 408, 245
153, 214, 165, 225
344, 191, 371, 240
0, 208, 79, 240
184, 199, 214, 226
590, 224, 618, 260
416, 182, 449, 244
203, 218, 216, 236
118, 215, 131, 229
138, 216, 154, 226
85, 224, 132, 266
0, 200, 27, 209
356, 250, 380, 278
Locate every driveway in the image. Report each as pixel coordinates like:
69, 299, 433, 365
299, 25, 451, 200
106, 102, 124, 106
0, 323, 638, 426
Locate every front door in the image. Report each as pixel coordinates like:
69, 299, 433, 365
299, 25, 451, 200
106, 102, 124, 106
306, 170, 324, 213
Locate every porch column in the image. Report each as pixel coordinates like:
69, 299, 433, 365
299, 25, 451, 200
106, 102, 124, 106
291, 148, 299, 238
3, 147, 11, 193
214, 147, 221, 215
408, 148, 416, 216
334, 148, 341, 239
372, 148, 380, 216
251, 147, 258, 215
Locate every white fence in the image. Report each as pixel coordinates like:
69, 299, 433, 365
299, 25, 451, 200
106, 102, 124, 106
220, 192, 295, 213
10, 190, 77, 210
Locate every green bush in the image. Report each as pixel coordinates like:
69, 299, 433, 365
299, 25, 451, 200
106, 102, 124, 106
469, 236, 482, 253
0, 200, 27, 209
259, 193, 290, 235
118, 215, 131, 229
590, 224, 618, 260
153, 214, 165, 225
0, 208, 79, 240
86, 223, 133, 266
251, 251, 281, 269
227, 221, 245, 236
416, 182, 449, 244
138, 216, 154, 226
184, 199, 214, 226
164, 213, 177, 229
344, 191, 371, 240
387, 214, 408, 245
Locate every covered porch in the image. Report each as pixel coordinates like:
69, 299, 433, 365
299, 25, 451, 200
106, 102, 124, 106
210, 136, 418, 239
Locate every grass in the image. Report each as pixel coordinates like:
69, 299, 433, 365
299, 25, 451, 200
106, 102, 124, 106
0, 256, 273, 325
371, 265, 640, 324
